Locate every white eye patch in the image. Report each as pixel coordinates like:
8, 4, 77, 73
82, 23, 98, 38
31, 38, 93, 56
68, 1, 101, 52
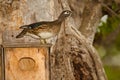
64, 11, 69, 14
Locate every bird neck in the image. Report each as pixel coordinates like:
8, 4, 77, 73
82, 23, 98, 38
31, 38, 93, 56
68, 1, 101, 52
54, 19, 64, 24
53, 16, 66, 24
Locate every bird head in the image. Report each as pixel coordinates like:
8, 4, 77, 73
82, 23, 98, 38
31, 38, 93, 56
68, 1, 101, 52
62, 10, 72, 17
58, 10, 72, 19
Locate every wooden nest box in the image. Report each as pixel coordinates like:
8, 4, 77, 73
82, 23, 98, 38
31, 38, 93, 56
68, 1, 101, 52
0, 30, 51, 80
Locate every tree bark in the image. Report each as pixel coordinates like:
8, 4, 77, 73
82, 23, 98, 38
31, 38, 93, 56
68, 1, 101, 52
50, 0, 107, 80
79, 2, 102, 44
0, 0, 107, 80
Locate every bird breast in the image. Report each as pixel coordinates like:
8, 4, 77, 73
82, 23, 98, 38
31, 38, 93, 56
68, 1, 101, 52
38, 32, 54, 39
26, 32, 54, 39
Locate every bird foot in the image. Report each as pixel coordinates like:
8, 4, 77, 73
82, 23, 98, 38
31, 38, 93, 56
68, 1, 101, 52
40, 39, 47, 44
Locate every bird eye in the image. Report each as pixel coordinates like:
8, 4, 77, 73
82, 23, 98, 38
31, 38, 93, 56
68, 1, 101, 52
64, 11, 69, 15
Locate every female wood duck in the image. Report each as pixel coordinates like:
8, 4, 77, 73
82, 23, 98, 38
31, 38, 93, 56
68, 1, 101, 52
16, 10, 72, 44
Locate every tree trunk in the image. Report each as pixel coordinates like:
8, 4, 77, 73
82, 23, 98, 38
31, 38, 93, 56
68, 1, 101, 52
0, 0, 107, 80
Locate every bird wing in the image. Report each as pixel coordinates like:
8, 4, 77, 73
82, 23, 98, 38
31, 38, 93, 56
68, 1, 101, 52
20, 21, 50, 29
30, 22, 48, 29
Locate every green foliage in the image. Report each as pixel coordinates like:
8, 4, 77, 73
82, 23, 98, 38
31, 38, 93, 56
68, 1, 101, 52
95, 3, 120, 80
104, 66, 120, 80
97, 15, 120, 50
96, 1, 120, 43
98, 16, 120, 38
111, 2, 118, 11
115, 33, 120, 50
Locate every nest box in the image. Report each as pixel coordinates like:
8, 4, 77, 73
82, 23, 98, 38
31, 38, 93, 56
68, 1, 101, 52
0, 30, 51, 80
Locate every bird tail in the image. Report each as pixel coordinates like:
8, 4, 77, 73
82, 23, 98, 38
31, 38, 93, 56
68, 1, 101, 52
16, 29, 27, 38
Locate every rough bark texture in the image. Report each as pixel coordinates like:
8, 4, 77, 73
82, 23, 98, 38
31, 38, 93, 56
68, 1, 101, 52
51, 24, 107, 80
79, 2, 102, 44
0, 0, 107, 80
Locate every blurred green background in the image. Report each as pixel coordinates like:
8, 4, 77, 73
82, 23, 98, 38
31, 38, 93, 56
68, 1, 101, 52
94, 2, 120, 80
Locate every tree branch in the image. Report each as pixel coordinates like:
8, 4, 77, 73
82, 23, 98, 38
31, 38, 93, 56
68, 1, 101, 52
79, 2, 102, 44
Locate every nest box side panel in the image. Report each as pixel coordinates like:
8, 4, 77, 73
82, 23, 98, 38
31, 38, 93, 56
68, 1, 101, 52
0, 47, 2, 79
4, 47, 49, 80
